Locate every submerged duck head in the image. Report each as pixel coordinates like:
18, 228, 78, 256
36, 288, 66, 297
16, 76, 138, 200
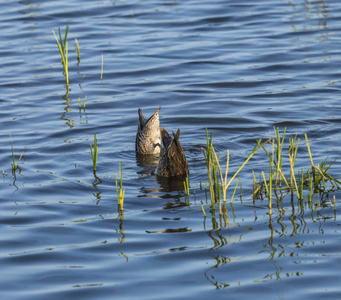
135, 106, 161, 155
155, 127, 189, 177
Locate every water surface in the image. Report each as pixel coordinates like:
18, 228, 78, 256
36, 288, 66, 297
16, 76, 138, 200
1, 0, 341, 299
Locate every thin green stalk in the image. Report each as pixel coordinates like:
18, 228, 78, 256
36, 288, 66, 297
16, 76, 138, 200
224, 138, 271, 194
79, 74, 85, 86
230, 176, 240, 203
115, 174, 119, 203
211, 137, 270, 204
90, 133, 98, 172
289, 150, 299, 198
183, 173, 190, 196
268, 139, 274, 213
261, 142, 290, 189
240, 182, 243, 202
203, 128, 216, 203
9, 133, 24, 171
309, 173, 313, 201
262, 171, 269, 195
268, 139, 275, 202
274, 127, 286, 190
305, 134, 316, 182
116, 161, 125, 210
252, 170, 256, 197
75, 38, 80, 62
52, 26, 69, 87
201, 201, 206, 217
58, 25, 69, 54
78, 95, 87, 112
289, 135, 300, 198
10, 133, 15, 169
65, 42, 69, 85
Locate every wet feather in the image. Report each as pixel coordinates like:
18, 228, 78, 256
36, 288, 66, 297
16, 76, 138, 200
155, 127, 189, 177
135, 106, 161, 155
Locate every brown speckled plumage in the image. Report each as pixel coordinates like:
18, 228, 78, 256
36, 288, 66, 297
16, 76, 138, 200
155, 128, 189, 177
135, 106, 161, 155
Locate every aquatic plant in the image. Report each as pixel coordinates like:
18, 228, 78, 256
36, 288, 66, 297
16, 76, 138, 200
253, 127, 341, 210
202, 129, 221, 214
79, 74, 86, 87
200, 201, 206, 217
230, 176, 241, 203
90, 133, 98, 172
78, 95, 87, 112
116, 161, 125, 210
183, 173, 190, 196
75, 38, 80, 63
9, 133, 24, 171
52, 25, 69, 87
197, 126, 341, 219
202, 128, 270, 214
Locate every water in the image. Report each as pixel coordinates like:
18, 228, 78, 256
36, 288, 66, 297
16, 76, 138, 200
1, 0, 341, 299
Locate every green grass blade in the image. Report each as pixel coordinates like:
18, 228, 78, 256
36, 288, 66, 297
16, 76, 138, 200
200, 201, 206, 217
305, 133, 315, 181
115, 173, 120, 204
65, 42, 69, 86
262, 171, 269, 195
230, 176, 240, 203
9, 133, 15, 169
58, 27, 63, 52
52, 30, 65, 64
64, 25, 69, 48
225, 138, 271, 191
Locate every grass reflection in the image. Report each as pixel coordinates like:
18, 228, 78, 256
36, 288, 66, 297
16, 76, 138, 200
116, 214, 125, 243
202, 189, 337, 289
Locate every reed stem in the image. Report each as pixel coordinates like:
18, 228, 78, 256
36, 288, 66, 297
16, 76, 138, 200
90, 133, 98, 172
116, 161, 125, 210
75, 38, 80, 62
305, 134, 316, 183
52, 26, 69, 87
9, 133, 24, 171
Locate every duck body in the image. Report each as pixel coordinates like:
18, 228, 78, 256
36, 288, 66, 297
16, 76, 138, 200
155, 128, 189, 177
135, 106, 161, 155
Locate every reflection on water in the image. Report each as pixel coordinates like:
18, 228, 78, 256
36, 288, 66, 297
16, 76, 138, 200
136, 153, 188, 205
200, 193, 337, 289
115, 214, 125, 243
136, 153, 158, 172
156, 174, 187, 193
288, 0, 329, 35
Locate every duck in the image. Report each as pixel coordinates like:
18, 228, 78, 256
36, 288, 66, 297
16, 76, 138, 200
155, 127, 189, 177
135, 106, 161, 155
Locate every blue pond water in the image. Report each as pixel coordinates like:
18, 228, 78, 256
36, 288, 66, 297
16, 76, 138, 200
1, 0, 341, 299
